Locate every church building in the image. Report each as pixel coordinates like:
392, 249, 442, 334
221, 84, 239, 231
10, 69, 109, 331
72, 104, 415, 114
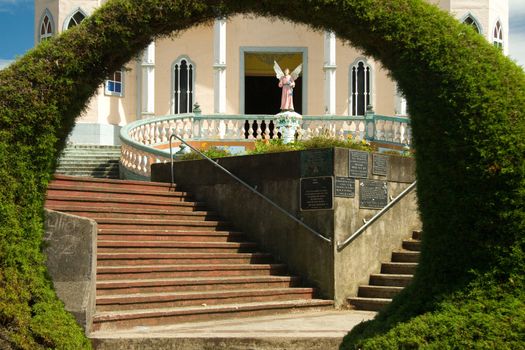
34, 0, 509, 145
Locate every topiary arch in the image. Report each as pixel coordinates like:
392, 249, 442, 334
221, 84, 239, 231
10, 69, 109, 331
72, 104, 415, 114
0, 0, 523, 348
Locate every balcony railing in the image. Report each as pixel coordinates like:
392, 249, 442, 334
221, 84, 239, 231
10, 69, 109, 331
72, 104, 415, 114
120, 112, 411, 179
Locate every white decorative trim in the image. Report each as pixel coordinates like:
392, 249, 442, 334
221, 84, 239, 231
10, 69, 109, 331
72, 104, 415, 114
348, 57, 374, 116
171, 55, 196, 114
214, 18, 227, 114
141, 42, 156, 117
38, 9, 55, 42
63, 8, 88, 31
324, 31, 336, 115
460, 12, 483, 35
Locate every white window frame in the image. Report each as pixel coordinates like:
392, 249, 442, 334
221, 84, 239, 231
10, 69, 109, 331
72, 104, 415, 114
171, 56, 195, 114
461, 13, 482, 34
39, 9, 55, 42
63, 8, 88, 31
493, 20, 504, 50
349, 58, 373, 116
105, 69, 124, 97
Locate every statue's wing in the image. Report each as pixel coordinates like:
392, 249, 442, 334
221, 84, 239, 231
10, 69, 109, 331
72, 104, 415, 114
273, 61, 284, 80
291, 64, 303, 80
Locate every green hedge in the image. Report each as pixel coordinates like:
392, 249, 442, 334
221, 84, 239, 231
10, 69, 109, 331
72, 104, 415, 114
0, 0, 523, 348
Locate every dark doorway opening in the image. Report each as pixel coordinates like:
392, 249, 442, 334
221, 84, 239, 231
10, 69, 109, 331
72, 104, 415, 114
245, 76, 302, 115
244, 52, 303, 115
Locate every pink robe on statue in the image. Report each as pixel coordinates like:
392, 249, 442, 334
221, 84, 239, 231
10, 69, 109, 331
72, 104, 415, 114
279, 75, 295, 111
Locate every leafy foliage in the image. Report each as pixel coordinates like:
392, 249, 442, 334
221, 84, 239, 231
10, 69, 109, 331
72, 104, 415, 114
248, 135, 374, 155
0, 0, 523, 348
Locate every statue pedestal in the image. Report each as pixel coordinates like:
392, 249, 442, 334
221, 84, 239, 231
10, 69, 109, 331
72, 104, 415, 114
275, 111, 302, 144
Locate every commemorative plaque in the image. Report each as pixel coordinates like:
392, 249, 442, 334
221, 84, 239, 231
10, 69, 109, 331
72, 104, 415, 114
335, 177, 355, 198
300, 149, 333, 177
300, 176, 334, 211
359, 180, 388, 209
372, 154, 388, 176
349, 151, 369, 178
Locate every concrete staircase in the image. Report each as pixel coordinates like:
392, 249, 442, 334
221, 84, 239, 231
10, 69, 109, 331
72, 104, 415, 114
45, 175, 333, 331
56, 145, 120, 179
348, 230, 421, 311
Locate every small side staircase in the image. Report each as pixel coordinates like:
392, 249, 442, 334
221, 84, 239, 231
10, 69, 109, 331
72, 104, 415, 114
56, 145, 120, 179
348, 230, 421, 311
45, 175, 333, 331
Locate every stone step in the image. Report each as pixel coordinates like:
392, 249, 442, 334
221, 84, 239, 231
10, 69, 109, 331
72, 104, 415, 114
45, 205, 215, 218
48, 183, 187, 198
96, 276, 301, 296
96, 287, 316, 312
97, 252, 273, 266
47, 190, 192, 203
97, 263, 288, 280
98, 231, 246, 243
71, 212, 218, 222
97, 241, 257, 254
62, 145, 121, 149
54, 171, 119, 179
369, 274, 413, 287
357, 285, 403, 299
402, 240, 421, 251
92, 299, 334, 331
46, 194, 202, 208
52, 175, 171, 189
57, 160, 119, 165
380, 262, 418, 275
46, 198, 204, 212
348, 297, 391, 312
56, 166, 119, 172
391, 251, 420, 263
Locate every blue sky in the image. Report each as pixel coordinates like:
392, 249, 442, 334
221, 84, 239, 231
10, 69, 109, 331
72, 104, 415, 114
1, 0, 525, 68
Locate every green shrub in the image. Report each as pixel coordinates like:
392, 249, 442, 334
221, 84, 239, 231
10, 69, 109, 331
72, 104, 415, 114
0, 0, 523, 347
249, 135, 374, 155
179, 146, 232, 160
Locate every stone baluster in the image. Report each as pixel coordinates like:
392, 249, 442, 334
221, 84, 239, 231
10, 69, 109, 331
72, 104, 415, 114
218, 120, 226, 139
184, 119, 193, 139
247, 121, 254, 140
256, 121, 263, 140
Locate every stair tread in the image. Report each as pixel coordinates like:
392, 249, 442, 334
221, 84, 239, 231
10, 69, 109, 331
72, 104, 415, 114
48, 184, 188, 197
370, 273, 413, 278
45, 206, 211, 215
46, 194, 203, 206
359, 285, 404, 290
98, 263, 285, 271
97, 241, 255, 246
98, 252, 269, 257
52, 174, 170, 187
97, 275, 298, 286
93, 299, 333, 320
349, 297, 392, 302
97, 287, 315, 301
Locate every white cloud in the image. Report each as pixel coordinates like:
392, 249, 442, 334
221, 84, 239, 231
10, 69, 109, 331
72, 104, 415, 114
0, 0, 31, 13
0, 59, 14, 69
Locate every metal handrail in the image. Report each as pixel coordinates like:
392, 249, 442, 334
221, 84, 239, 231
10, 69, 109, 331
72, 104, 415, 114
169, 134, 332, 244
336, 181, 417, 250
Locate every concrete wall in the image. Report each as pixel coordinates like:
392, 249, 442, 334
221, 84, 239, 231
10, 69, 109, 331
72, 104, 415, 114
44, 209, 97, 333
152, 149, 420, 306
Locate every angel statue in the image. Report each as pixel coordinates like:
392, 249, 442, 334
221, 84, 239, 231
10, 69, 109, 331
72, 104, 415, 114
274, 61, 302, 112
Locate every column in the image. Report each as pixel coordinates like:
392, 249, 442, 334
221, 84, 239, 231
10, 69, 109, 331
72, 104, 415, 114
141, 41, 155, 118
213, 18, 227, 114
323, 31, 337, 115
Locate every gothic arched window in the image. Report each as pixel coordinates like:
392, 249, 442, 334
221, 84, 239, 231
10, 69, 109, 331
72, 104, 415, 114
463, 15, 480, 34
66, 10, 86, 29
173, 57, 195, 114
39, 11, 54, 41
493, 21, 503, 49
350, 60, 371, 116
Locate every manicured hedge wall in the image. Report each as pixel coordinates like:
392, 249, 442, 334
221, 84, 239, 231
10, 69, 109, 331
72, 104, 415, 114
0, 0, 523, 348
